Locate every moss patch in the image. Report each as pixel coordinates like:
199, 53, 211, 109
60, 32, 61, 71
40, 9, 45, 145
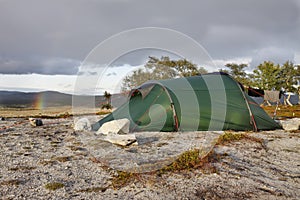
44, 182, 65, 190
112, 171, 138, 189
160, 149, 201, 172
216, 132, 246, 145
216, 132, 264, 148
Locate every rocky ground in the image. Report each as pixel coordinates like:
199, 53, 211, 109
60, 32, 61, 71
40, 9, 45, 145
0, 117, 299, 199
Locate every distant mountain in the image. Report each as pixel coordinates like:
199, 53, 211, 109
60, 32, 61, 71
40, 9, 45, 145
0, 90, 127, 108
0, 90, 72, 108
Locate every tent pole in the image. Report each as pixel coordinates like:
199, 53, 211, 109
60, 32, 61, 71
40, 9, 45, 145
171, 102, 179, 131
161, 86, 179, 131
236, 83, 258, 132
273, 101, 279, 119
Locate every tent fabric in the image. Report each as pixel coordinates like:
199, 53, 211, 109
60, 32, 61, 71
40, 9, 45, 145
248, 87, 264, 97
92, 73, 281, 132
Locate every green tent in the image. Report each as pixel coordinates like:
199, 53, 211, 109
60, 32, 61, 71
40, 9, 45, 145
92, 73, 281, 132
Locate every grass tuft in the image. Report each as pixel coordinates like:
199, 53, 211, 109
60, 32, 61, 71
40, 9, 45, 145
112, 171, 137, 189
216, 131, 264, 147
112, 148, 219, 189
96, 110, 112, 115
216, 132, 246, 145
160, 149, 201, 172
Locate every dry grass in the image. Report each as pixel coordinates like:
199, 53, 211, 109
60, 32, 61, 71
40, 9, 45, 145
262, 104, 300, 119
111, 148, 219, 189
2, 103, 298, 119
0, 106, 111, 118
0, 106, 72, 118
1, 179, 23, 186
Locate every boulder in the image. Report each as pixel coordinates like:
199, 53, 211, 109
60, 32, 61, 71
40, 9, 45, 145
278, 118, 300, 131
74, 118, 91, 131
96, 118, 130, 135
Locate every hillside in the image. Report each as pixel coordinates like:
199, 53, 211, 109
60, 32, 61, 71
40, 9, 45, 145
0, 91, 126, 108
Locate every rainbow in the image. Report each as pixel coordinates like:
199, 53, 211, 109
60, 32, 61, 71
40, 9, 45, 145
33, 93, 44, 110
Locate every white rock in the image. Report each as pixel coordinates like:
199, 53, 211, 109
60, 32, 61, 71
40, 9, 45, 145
29, 118, 36, 126
102, 133, 137, 146
279, 118, 300, 131
29, 118, 43, 126
96, 118, 130, 135
74, 118, 91, 131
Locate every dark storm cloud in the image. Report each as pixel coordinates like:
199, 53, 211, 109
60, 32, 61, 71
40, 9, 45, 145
0, 56, 80, 75
0, 0, 299, 75
110, 49, 181, 67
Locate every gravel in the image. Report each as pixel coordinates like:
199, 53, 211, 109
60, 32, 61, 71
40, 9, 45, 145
0, 117, 299, 199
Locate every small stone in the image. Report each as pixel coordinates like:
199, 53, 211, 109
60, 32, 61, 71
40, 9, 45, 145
279, 118, 300, 131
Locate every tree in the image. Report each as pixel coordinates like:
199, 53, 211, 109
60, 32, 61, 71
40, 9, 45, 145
296, 65, 300, 104
198, 66, 208, 74
218, 68, 229, 74
144, 56, 178, 80
278, 61, 299, 92
101, 91, 112, 110
121, 68, 152, 92
278, 61, 299, 105
252, 61, 281, 90
122, 56, 207, 91
225, 63, 253, 86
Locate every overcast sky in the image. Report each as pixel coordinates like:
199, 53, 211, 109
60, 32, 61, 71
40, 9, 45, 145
0, 0, 299, 93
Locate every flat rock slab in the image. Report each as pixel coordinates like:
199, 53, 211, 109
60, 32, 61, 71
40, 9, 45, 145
102, 133, 137, 146
1, 117, 299, 199
79, 131, 223, 172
